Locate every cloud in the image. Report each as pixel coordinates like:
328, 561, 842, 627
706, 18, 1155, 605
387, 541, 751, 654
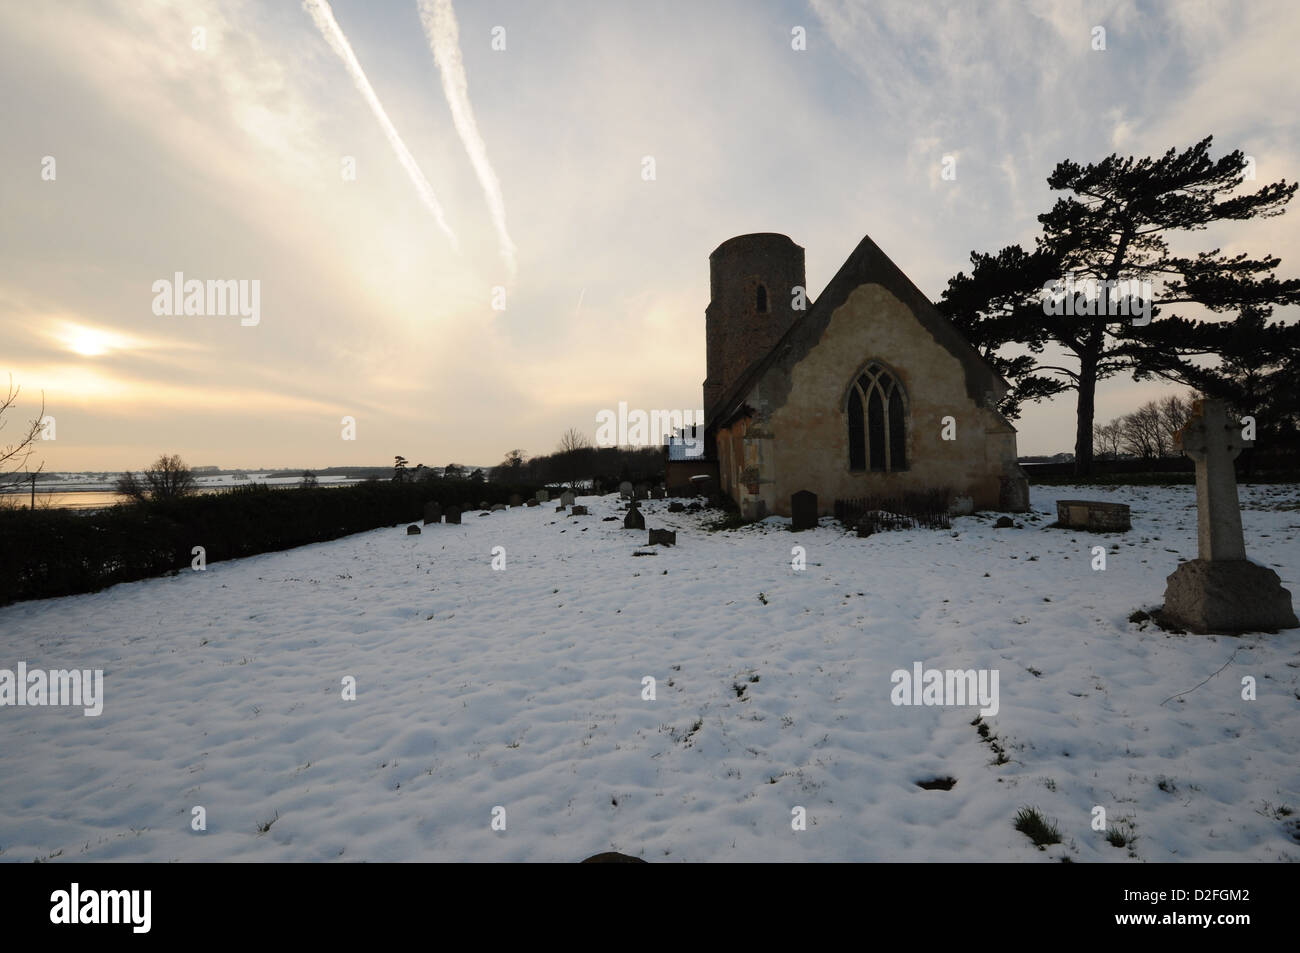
303, 0, 458, 248
417, 0, 517, 281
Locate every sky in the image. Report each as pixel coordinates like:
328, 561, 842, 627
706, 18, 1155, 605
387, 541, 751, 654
2, 0, 1298, 471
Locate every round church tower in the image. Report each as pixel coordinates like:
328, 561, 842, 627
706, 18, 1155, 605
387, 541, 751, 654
703, 233, 806, 418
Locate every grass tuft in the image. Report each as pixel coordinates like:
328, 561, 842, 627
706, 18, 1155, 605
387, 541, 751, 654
1014, 806, 1062, 848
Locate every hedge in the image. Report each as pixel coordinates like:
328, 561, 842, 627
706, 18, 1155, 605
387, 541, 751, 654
0, 478, 541, 606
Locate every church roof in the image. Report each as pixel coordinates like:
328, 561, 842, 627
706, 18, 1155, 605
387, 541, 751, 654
707, 231, 1010, 433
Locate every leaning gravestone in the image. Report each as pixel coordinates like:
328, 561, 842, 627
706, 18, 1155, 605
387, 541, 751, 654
624, 507, 646, 530
619, 481, 633, 500
445, 506, 461, 524
648, 528, 676, 546
560, 490, 576, 507
790, 490, 817, 531
406, 524, 421, 535
1161, 399, 1298, 634
423, 502, 442, 525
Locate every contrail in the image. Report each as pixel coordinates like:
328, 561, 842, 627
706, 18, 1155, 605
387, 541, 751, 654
303, 0, 458, 248
418, 0, 517, 281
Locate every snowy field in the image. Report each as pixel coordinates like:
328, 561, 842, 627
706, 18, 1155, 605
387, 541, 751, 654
1, 483, 1297, 863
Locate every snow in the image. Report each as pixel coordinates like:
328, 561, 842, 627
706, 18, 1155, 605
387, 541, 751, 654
1, 484, 1297, 862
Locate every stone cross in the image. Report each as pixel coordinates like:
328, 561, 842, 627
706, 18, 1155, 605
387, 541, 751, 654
1162, 398, 1296, 633
1176, 399, 1250, 561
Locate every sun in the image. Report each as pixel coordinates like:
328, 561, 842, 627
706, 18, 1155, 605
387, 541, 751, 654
67, 326, 112, 357
56, 322, 132, 358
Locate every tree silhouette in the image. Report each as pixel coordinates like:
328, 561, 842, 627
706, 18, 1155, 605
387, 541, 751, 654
940, 137, 1300, 474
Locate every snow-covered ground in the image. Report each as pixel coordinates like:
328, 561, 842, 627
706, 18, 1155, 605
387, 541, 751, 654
1, 484, 1297, 862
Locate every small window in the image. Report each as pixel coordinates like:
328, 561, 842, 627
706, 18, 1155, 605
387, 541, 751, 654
756, 284, 768, 313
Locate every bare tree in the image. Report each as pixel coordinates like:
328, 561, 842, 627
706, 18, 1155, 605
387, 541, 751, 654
1, 374, 45, 491
115, 470, 146, 502
1157, 393, 1194, 445
1119, 402, 1168, 460
557, 428, 591, 454
143, 454, 196, 500
1092, 420, 1123, 460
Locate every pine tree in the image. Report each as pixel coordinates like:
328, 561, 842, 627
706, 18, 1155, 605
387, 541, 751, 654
939, 137, 1300, 475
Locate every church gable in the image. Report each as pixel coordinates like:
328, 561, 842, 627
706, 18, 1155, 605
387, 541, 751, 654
765, 281, 1016, 501
710, 232, 1007, 429
706, 231, 1025, 518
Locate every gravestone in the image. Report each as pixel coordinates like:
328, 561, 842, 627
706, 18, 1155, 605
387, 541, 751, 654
635, 489, 649, 501
560, 490, 576, 507
668, 502, 684, 513
406, 524, 421, 535
509, 494, 522, 507
479, 500, 489, 511
535, 489, 549, 503
624, 507, 646, 530
445, 506, 461, 524
619, 481, 633, 500
526, 499, 539, 507
1056, 499, 1130, 532
1161, 399, 1297, 634
999, 468, 1030, 512
648, 528, 676, 546
570, 505, 588, 515
581, 852, 646, 864
948, 495, 974, 517
790, 490, 817, 531
652, 487, 666, 500
423, 502, 442, 525
491, 503, 506, 512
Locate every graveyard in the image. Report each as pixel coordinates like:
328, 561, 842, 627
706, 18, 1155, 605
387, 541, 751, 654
0, 478, 1296, 862
4, 0, 1299, 884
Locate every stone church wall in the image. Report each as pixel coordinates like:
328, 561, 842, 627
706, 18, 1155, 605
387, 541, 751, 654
718, 282, 1024, 518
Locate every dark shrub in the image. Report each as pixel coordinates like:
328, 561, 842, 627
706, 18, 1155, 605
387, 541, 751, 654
0, 477, 541, 605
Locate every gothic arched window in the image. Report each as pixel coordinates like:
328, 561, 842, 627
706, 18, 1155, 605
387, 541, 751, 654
846, 363, 907, 472
756, 284, 768, 313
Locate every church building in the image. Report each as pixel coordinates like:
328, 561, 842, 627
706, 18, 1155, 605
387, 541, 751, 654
692, 232, 1029, 519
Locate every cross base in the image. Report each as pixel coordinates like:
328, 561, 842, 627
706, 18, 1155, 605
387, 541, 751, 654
1161, 559, 1298, 634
